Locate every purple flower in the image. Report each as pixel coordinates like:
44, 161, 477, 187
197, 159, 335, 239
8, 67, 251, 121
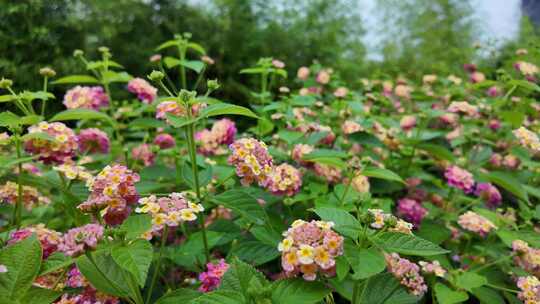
198, 259, 229, 292
63, 86, 109, 110
127, 78, 158, 104
153, 133, 176, 149
475, 183, 502, 208
78, 128, 110, 154
397, 198, 428, 227
59, 224, 104, 257
444, 166, 475, 193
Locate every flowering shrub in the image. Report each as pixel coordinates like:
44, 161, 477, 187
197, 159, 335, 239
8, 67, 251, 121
1, 34, 540, 304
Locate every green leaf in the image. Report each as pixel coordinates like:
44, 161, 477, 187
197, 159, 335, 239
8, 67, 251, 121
240, 67, 267, 74
271, 279, 331, 304
479, 171, 529, 203
0, 111, 21, 127
0, 235, 42, 301
188, 42, 206, 54
434, 283, 469, 304
417, 143, 455, 162
358, 272, 419, 304
21, 132, 55, 142
199, 103, 259, 120
191, 290, 246, 304
0, 95, 14, 102
111, 239, 153, 287
39, 252, 74, 276
102, 71, 132, 83
19, 287, 61, 304
370, 232, 449, 256
50, 109, 116, 127
155, 288, 202, 304
180, 60, 205, 73
156, 40, 179, 51
415, 220, 451, 244
51, 75, 99, 84
119, 214, 152, 240
472, 287, 505, 304
19, 115, 44, 125
169, 231, 224, 270
76, 251, 131, 297
166, 114, 196, 128
496, 229, 540, 248
211, 189, 267, 225
219, 258, 268, 293
163, 56, 181, 68
362, 167, 405, 184
128, 117, 167, 129
182, 162, 212, 189
313, 207, 360, 239
230, 240, 280, 266
345, 245, 386, 280
456, 272, 487, 291
278, 130, 304, 145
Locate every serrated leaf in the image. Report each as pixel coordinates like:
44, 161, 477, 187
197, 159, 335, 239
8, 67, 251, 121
211, 189, 267, 225
50, 109, 116, 127
19, 286, 61, 304
370, 232, 449, 256
128, 117, 167, 129
362, 167, 405, 184
191, 290, 246, 304
180, 60, 205, 73
76, 251, 131, 297
230, 240, 280, 266
111, 240, 153, 287
199, 103, 259, 120
119, 214, 152, 240
313, 207, 360, 239
434, 283, 468, 304
472, 286, 505, 304
155, 288, 202, 304
271, 279, 331, 304
219, 258, 268, 293
0, 235, 42, 301
39, 252, 74, 276
456, 272, 487, 291
345, 244, 386, 280
358, 273, 419, 304
163, 56, 181, 68
0, 111, 21, 127
51, 75, 99, 84
479, 171, 528, 203
417, 143, 455, 162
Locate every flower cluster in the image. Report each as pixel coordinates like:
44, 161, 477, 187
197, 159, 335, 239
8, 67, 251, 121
24, 122, 78, 164
397, 198, 428, 227
135, 193, 204, 239
513, 127, 540, 152
0, 181, 50, 210
153, 133, 176, 149
228, 138, 273, 186
385, 253, 427, 296
291, 144, 315, 166
457, 211, 496, 237
447, 101, 478, 117
8, 224, 62, 258
418, 260, 446, 277
53, 164, 92, 181
366, 209, 414, 234
444, 165, 475, 193
517, 276, 540, 304
198, 259, 230, 292
63, 86, 109, 110
132, 143, 155, 166
266, 163, 302, 196
127, 77, 157, 103
313, 163, 342, 184
196, 119, 237, 155
156, 100, 206, 123
279, 220, 344, 281
512, 240, 540, 276
474, 183, 502, 208
58, 223, 104, 257
79, 164, 140, 225
78, 128, 110, 154
56, 266, 120, 304
515, 61, 539, 76
351, 174, 370, 193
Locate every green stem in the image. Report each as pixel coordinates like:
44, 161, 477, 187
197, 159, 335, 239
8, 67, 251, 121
13, 136, 23, 228
192, 66, 206, 91
485, 283, 519, 294
145, 225, 169, 304
339, 170, 355, 204
472, 255, 512, 272
41, 76, 48, 116
179, 47, 187, 89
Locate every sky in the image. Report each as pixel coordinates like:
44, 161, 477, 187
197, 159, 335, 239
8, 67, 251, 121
360, 0, 522, 60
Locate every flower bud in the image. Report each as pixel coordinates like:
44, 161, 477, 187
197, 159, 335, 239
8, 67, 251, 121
149, 54, 162, 63
183, 32, 192, 39
179, 89, 196, 103
39, 67, 56, 78
73, 49, 84, 57
207, 79, 220, 91
98, 46, 110, 53
147, 70, 164, 82
0, 78, 13, 89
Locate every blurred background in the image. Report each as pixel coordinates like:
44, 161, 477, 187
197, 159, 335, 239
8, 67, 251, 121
0, 0, 537, 101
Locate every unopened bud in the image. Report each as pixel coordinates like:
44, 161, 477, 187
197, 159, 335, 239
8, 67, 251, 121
207, 79, 220, 91
149, 54, 162, 63
73, 49, 84, 57
98, 46, 110, 53
183, 32, 192, 39
39, 67, 56, 78
0, 78, 13, 89
179, 89, 196, 103
147, 70, 164, 82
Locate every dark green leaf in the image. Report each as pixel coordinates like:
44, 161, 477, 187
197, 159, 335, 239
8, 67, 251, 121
51, 75, 99, 84
271, 279, 331, 304
313, 207, 360, 239
111, 239, 153, 286
370, 232, 449, 256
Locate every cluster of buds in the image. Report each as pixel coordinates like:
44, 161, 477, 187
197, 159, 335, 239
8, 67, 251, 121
228, 138, 273, 186
474, 183, 502, 208
447, 101, 479, 117
135, 193, 204, 239
279, 220, 344, 281
517, 276, 540, 304
198, 259, 230, 292
457, 211, 496, 237
79, 164, 140, 226
385, 253, 427, 296
444, 165, 475, 193
25, 122, 78, 164
53, 164, 92, 181
196, 119, 237, 155
365, 209, 413, 234
58, 223, 104, 257
513, 127, 540, 153
397, 198, 428, 227
418, 260, 446, 277
313, 163, 342, 184
127, 77, 157, 104
153, 133, 175, 149
512, 240, 540, 276
0, 181, 50, 210
78, 128, 110, 154
8, 224, 62, 259
63, 86, 109, 110
265, 163, 302, 197
132, 144, 155, 167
